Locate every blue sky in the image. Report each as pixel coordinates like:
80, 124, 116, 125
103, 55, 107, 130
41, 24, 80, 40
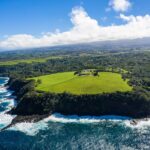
0, 0, 150, 50
0, 0, 149, 37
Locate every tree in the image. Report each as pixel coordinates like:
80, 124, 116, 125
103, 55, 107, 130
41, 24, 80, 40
37, 79, 42, 84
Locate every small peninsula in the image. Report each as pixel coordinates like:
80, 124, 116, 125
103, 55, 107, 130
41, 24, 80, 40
7, 70, 150, 120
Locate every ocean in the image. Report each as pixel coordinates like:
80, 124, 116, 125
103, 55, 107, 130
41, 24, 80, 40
0, 77, 150, 150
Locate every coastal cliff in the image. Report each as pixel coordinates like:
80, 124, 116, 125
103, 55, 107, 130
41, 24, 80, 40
7, 78, 150, 119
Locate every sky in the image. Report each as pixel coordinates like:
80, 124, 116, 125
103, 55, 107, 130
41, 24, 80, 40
0, 0, 150, 50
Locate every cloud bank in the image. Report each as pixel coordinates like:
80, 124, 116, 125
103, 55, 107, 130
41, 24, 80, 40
109, 0, 131, 12
0, 6, 150, 50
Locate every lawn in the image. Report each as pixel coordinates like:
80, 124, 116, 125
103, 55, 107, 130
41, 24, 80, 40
31, 72, 132, 95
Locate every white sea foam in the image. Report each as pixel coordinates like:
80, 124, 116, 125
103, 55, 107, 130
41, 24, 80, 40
0, 87, 7, 93
0, 96, 16, 110
44, 113, 132, 123
0, 113, 16, 129
0, 78, 9, 87
124, 119, 150, 129
7, 113, 132, 136
4, 113, 150, 136
5, 100, 16, 110
0, 78, 16, 130
3, 93, 12, 97
0, 77, 9, 85
0, 97, 16, 129
9, 121, 49, 136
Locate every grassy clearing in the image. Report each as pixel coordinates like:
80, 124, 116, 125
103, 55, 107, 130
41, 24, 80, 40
31, 71, 132, 95
0, 56, 62, 66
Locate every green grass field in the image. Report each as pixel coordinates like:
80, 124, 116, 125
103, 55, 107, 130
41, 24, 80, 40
0, 56, 62, 66
31, 71, 132, 95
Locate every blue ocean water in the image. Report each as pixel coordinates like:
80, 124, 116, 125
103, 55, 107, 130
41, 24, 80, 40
0, 78, 150, 150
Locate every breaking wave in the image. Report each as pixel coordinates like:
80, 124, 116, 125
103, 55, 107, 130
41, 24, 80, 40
0, 78, 16, 130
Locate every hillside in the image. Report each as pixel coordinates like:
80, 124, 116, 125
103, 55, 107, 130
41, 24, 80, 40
31, 71, 132, 95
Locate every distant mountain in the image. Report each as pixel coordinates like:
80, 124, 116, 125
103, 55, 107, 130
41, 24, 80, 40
1, 37, 150, 52
56, 37, 150, 51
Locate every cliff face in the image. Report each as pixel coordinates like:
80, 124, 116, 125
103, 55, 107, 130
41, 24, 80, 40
8, 78, 150, 118
8, 78, 35, 100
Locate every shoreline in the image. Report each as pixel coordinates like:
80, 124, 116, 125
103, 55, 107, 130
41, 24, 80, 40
3, 112, 150, 130
0, 77, 150, 131
1, 114, 50, 131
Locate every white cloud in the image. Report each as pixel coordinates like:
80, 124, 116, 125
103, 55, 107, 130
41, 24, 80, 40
0, 7, 150, 50
109, 0, 131, 12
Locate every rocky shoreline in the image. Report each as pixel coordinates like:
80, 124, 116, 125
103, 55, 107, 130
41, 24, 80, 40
1, 77, 150, 131
1, 114, 50, 131
130, 118, 149, 126
1, 112, 149, 132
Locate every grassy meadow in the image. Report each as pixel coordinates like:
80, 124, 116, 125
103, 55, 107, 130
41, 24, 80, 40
31, 71, 132, 95
0, 56, 62, 66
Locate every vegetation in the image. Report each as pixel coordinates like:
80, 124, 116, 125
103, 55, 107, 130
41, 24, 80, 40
0, 50, 149, 95
8, 78, 150, 118
0, 56, 63, 66
1, 48, 149, 118
31, 71, 132, 95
